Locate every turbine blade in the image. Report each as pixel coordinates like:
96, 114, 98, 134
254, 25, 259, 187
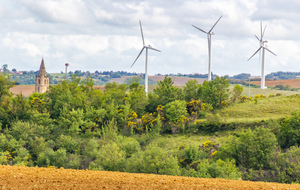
131, 47, 145, 68
148, 46, 161, 52
265, 47, 277, 56
139, 20, 145, 46
260, 21, 262, 40
254, 34, 259, 41
192, 25, 208, 34
259, 49, 261, 65
208, 16, 222, 33
247, 47, 262, 61
262, 25, 267, 39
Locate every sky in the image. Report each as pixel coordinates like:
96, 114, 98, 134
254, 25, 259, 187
1, 0, 300, 76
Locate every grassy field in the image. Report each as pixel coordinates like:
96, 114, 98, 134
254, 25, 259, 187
217, 93, 300, 123
229, 84, 299, 97
49, 73, 69, 78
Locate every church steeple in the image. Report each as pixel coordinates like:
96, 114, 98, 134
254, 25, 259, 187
35, 58, 49, 93
38, 58, 47, 76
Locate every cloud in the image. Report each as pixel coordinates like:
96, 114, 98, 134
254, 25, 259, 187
0, 0, 300, 76
17, 0, 91, 25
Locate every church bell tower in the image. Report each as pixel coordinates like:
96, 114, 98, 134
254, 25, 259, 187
35, 58, 49, 93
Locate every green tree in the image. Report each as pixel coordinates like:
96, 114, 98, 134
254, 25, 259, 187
276, 146, 300, 183
125, 76, 143, 85
67, 154, 81, 169
199, 76, 230, 108
184, 159, 241, 180
104, 82, 127, 106
45, 75, 95, 119
0, 72, 15, 101
128, 83, 147, 116
89, 142, 125, 171
13, 147, 32, 166
279, 112, 300, 149
183, 79, 201, 101
56, 135, 80, 154
37, 147, 67, 168
217, 127, 278, 170
7, 121, 36, 144
147, 76, 184, 112
120, 137, 141, 158
165, 100, 187, 123
126, 145, 180, 175
0, 72, 16, 126
231, 84, 243, 103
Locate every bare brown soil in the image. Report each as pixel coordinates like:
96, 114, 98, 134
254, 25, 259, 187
251, 79, 300, 88
9, 85, 35, 97
0, 165, 299, 190
109, 76, 135, 84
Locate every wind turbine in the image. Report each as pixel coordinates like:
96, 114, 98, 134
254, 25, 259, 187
131, 20, 161, 94
192, 16, 222, 81
248, 22, 276, 89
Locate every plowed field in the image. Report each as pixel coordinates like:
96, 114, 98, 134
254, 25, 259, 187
1, 165, 299, 189
250, 79, 300, 88
9, 85, 35, 97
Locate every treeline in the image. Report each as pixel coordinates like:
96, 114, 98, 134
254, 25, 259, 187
1, 72, 300, 183
266, 71, 300, 80
10, 71, 58, 85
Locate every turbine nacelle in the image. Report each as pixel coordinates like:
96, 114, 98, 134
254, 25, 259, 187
131, 20, 160, 93
192, 16, 222, 81
248, 21, 276, 90
260, 40, 268, 46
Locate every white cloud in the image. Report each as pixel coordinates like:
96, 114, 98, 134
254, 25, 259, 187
18, 0, 91, 25
0, 0, 300, 76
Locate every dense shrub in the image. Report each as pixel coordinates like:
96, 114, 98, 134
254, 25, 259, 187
126, 145, 180, 175
165, 100, 188, 123
279, 112, 300, 149
183, 159, 241, 180
217, 127, 278, 170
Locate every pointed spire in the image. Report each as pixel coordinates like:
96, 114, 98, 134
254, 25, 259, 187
38, 57, 47, 76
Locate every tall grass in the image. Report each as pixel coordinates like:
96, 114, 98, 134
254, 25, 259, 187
217, 94, 300, 122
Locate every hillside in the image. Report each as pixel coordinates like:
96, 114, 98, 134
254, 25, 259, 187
109, 75, 206, 85
3, 74, 300, 184
217, 94, 300, 122
1, 165, 300, 189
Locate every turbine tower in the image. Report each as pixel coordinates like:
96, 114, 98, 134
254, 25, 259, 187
248, 22, 276, 89
131, 20, 161, 94
192, 16, 222, 81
